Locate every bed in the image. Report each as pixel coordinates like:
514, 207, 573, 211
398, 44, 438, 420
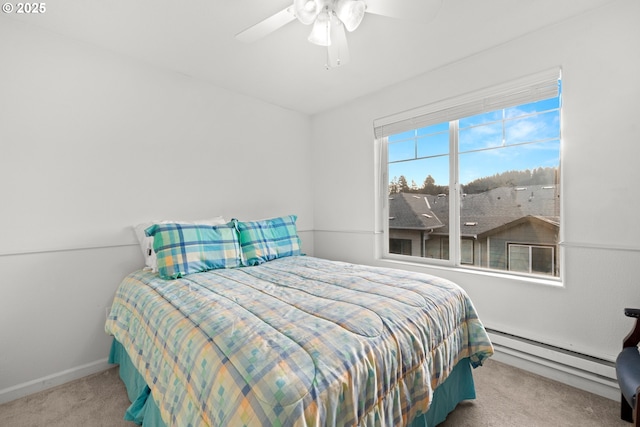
105, 217, 493, 426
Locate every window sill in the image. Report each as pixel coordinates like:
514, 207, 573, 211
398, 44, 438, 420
379, 255, 564, 289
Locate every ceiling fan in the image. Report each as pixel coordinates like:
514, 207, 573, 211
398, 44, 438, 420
236, 0, 443, 69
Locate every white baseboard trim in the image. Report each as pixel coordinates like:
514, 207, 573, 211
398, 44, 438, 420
0, 358, 114, 405
487, 330, 620, 401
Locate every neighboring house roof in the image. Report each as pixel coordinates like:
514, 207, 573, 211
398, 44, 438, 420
475, 215, 560, 239
387, 193, 445, 230
389, 185, 560, 237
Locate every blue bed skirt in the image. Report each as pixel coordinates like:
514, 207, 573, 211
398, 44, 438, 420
109, 339, 476, 426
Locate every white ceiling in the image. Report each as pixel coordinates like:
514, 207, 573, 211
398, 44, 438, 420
4, 0, 617, 115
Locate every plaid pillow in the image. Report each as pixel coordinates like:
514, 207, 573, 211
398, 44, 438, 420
145, 222, 242, 279
235, 215, 302, 266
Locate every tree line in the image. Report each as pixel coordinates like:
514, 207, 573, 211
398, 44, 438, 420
389, 167, 558, 195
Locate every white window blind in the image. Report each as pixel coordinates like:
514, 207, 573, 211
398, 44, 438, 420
373, 68, 560, 139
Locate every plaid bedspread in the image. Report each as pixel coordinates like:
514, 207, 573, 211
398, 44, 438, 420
105, 256, 493, 426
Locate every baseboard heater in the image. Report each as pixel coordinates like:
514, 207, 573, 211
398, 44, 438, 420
485, 329, 620, 401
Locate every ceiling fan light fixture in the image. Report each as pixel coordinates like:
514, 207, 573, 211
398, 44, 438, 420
294, 0, 320, 25
237, 0, 445, 69
335, 0, 366, 32
308, 10, 331, 46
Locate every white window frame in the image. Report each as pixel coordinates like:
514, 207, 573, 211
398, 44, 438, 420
374, 69, 562, 281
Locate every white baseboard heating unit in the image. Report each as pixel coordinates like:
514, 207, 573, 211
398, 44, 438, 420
486, 329, 619, 401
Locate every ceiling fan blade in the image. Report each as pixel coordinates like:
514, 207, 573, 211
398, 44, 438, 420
327, 21, 350, 68
365, 0, 442, 22
235, 7, 297, 43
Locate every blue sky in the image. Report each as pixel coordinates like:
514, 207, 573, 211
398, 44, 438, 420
388, 97, 561, 187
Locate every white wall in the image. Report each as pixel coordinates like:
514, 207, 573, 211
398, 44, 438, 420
311, 0, 640, 362
0, 18, 314, 399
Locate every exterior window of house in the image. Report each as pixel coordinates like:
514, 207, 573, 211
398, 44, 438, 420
375, 70, 561, 279
461, 239, 474, 265
390, 238, 412, 255
508, 244, 554, 275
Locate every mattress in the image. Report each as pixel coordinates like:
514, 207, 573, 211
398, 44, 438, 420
105, 256, 493, 426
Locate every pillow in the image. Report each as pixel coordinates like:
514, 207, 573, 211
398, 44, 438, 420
145, 222, 242, 280
234, 215, 301, 266
133, 217, 226, 271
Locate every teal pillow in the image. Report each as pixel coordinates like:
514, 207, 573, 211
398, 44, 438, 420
145, 222, 242, 279
234, 215, 302, 266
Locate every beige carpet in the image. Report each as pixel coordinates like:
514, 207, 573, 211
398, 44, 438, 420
0, 359, 628, 426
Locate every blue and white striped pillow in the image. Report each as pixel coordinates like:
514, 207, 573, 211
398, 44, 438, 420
145, 222, 242, 279
234, 215, 302, 266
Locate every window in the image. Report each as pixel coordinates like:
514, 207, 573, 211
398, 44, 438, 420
508, 244, 555, 276
461, 238, 474, 265
389, 238, 412, 255
375, 70, 561, 279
